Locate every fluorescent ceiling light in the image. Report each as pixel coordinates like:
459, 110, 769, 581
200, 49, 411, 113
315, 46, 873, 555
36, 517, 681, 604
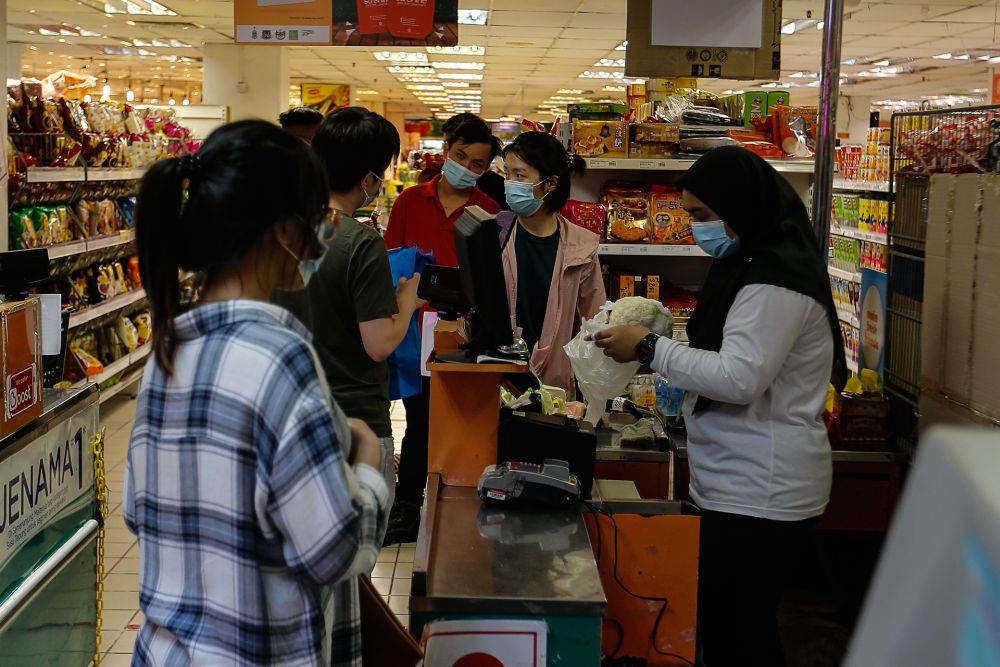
953, 53, 971, 60
603, 85, 626, 92
615, 41, 628, 50
406, 84, 445, 91
781, 22, 795, 35
817, 21, 824, 29
933, 53, 952, 59
396, 76, 439, 82
593, 58, 625, 67
458, 9, 487, 25
441, 81, 470, 88
374, 51, 427, 62
427, 45, 484, 55
437, 72, 483, 80
77, 0, 176, 15
430, 61, 485, 70
356, 89, 379, 95
388, 65, 434, 74
558, 88, 584, 94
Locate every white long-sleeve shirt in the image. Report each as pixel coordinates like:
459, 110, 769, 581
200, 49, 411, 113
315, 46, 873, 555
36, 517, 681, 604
653, 283, 834, 521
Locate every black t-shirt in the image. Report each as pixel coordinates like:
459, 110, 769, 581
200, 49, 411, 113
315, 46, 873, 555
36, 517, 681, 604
272, 215, 398, 437
515, 224, 560, 352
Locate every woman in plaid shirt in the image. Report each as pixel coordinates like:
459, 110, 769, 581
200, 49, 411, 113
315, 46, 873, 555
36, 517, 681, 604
124, 120, 389, 666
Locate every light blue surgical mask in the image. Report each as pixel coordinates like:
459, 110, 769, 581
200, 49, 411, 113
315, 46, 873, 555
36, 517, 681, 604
282, 227, 329, 288
442, 156, 481, 190
360, 171, 383, 211
504, 178, 548, 217
692, 220, 741, 258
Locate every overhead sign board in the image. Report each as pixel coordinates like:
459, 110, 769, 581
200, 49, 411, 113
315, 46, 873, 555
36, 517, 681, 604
626, 0, 782, 81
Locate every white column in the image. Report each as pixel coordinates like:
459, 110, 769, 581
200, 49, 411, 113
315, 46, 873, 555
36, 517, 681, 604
837, 95, 873, 145
6, 42, 21, 81
202, 44, 290, 124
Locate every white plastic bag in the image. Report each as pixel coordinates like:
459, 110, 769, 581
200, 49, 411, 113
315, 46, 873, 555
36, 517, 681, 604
564, 301, 640, 426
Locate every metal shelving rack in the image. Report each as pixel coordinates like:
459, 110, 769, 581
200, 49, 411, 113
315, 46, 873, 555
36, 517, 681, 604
885, 104, 1000, 458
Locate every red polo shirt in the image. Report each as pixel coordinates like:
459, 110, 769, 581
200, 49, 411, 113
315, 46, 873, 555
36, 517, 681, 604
385, 174, 502, 268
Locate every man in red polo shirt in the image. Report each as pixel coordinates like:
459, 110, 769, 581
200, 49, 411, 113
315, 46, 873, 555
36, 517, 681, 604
383, 115, 502, 544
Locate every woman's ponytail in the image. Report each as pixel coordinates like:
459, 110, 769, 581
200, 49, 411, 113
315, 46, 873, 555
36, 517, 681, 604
134, 157, 185, 376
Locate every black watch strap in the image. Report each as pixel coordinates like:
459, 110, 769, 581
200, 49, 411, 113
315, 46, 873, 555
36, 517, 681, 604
636, 332, 660, 367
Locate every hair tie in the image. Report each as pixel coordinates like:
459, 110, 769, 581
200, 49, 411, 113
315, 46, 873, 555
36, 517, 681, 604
179, 153, 201, 178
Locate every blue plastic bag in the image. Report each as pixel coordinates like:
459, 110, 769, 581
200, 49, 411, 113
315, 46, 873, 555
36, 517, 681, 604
387, 245, 435, 400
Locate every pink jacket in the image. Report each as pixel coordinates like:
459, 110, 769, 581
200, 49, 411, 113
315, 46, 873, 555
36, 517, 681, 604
501, 214, 607, 396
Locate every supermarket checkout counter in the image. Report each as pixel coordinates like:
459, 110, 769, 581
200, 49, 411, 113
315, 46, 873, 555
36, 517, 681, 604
411, 473, 606, 664
0, 385, 100, 665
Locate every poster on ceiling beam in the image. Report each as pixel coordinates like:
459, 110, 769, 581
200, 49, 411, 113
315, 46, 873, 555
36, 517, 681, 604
234, 0, 459, 46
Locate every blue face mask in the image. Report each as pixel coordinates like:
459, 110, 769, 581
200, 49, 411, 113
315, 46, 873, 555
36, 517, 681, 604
442, 156, 481, 190
504, 179, 548, 217
692, 220, 741, 258
360, 171, 383, 211
282, 227, 329, 288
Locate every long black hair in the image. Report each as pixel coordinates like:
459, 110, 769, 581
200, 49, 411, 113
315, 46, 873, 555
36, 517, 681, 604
135, 119, 328, 375
501, 131, 586, 212
678, 146, 847, 412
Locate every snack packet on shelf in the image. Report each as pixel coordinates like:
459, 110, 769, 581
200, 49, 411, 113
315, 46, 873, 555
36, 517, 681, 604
562, 200, 608, 238
9, 209, 38, 249
133, 312, 152, 346
649, 185, 693, 244
116, 316, 139, 352
604, 182, 650, 242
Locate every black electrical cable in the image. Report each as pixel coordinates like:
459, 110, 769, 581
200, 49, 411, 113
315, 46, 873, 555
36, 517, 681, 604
582, 499, 696, 667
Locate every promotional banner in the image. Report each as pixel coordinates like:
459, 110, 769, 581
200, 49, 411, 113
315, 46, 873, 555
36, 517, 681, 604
301, 84, 351, 115
332, 0, 458, 46
0, 403, 97, 575
234, 0, 333, 45
860, 268, 888, 390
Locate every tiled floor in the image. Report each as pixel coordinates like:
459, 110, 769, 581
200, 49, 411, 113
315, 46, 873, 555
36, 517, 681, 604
94, 395, 412, 664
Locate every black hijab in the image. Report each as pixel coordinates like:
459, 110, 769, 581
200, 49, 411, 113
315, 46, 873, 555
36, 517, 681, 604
678, 146, 847, 412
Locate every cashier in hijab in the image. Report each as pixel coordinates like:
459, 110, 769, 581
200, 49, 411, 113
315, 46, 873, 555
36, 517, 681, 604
594, 146, 847, 667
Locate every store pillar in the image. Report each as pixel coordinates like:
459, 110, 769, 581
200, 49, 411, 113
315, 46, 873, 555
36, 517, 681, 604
6, 43, 20, 81
202, 44, 289, 123
837, 95, 873, 144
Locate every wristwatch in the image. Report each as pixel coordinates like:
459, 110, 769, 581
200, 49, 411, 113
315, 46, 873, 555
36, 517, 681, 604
635, 332, 660, 367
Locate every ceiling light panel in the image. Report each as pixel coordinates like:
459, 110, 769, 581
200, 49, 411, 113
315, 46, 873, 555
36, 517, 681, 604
430, 61, 485, 70
77, 0, 176, 16
374, 51, 428, 62
437, 72, 483, 80
458, 9, 488, 25
427, 45, 485, 56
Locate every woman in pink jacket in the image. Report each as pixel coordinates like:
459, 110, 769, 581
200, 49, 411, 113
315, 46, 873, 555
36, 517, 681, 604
499, 131, 607, 396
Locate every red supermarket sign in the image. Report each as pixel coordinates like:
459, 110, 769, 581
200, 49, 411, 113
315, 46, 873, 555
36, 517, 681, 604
993, 73, 1000, 105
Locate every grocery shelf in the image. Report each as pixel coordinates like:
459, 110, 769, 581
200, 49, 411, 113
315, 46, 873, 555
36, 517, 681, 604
72, 343, 151, 390
44, 230, 135, 260
828, 266, 862, 282
86, 230, 135, 251
838, 309, 860, 328
87, 167, 147, 181
26, 167, 87, 183
98, 366, 145, 404
584, 157, 816, 173
831, 227, 888, 244
68, 288, 147, 329
846, 356, 859, 374
598, 243, 709, 257
833, 179, 890, 193
45, 239, 90, 259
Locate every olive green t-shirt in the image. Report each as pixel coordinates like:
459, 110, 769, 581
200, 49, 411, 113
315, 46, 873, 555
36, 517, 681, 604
273, 215, 398, 437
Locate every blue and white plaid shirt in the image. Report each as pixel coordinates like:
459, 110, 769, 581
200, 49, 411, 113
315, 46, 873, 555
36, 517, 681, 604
124, 300, 389, 666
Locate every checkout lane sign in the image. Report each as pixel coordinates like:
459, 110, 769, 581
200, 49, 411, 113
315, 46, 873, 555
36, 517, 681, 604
0, 404, 97, 573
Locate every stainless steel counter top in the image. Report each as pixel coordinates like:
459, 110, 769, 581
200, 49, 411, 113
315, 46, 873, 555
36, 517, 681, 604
411, 482, 607, 617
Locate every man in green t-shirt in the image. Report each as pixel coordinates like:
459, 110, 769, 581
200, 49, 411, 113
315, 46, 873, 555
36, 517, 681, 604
274, 107, 423, 523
